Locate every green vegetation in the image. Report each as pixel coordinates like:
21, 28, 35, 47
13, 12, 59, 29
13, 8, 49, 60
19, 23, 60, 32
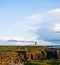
0, 46, 46, 52
25, 60, 60, 65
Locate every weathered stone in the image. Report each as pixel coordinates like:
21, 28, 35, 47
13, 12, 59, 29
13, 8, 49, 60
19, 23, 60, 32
56, 50, 60, 59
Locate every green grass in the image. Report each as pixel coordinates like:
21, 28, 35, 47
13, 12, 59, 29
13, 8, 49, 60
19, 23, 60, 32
25, 60, 60, 65
0, 46, 46, 52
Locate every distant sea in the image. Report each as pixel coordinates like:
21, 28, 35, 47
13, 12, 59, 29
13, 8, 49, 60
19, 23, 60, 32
50, 45, 60, 49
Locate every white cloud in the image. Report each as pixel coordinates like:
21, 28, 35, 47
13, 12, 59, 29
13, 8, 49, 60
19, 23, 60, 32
47, 8, 60, 32
53, 24, 60, 32
25, 15, 38, 21
36, 8, 60, 44
0, 39, 52, 46
12, 8, 60, 45
35, 40, 53, 46
48, 8, 60, 14
1, 8, 60, 45
8, 39, 52, 46
0, 36, 25, 41
12, 14, 44, 41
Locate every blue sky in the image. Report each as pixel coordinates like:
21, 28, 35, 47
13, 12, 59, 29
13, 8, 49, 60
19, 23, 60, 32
0, 0, 60, 45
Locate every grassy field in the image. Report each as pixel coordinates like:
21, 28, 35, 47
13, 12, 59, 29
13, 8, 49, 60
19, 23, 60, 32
0, 46, 46, 52
25, 60, 60, 65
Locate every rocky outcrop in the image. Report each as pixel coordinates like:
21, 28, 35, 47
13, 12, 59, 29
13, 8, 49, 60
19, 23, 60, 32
1, 48, 60, 62
16, 49, 60, 60
45, 49, 58, 59
56, 50, 60, 59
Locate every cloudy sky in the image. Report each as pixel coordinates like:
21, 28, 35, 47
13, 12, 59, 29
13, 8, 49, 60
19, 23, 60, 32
0, 0, 60, 45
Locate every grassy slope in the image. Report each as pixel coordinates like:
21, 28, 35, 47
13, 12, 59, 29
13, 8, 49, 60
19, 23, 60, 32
25, 60, 60, 65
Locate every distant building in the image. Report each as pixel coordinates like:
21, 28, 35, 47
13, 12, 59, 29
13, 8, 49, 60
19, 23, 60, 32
35, 42, 37, 46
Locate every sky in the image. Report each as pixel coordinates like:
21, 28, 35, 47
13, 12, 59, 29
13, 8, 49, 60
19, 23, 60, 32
0, 0, 60, 45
